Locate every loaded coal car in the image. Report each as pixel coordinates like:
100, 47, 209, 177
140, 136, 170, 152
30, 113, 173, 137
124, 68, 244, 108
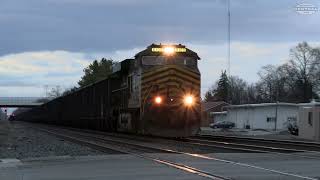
16, 44, 201, 137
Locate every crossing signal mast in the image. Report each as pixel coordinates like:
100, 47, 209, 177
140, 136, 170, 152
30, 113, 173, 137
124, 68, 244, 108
227, 0, 231, 77
226, 0, 232, 104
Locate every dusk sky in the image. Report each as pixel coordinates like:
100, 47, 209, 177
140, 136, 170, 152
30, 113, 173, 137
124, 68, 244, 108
1, 0, 320, 97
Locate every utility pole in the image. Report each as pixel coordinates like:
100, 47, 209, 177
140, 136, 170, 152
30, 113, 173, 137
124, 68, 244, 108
227, 0, 232, 104
275, 101, 278, 131
274, 85, 279, 131
227, 0, 231, 78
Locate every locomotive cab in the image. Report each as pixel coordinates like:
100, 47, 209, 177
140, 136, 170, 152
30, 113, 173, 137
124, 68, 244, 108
118, 44, 201, 137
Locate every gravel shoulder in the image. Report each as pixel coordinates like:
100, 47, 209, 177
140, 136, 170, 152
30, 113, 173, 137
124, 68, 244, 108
0, 121, 108, 159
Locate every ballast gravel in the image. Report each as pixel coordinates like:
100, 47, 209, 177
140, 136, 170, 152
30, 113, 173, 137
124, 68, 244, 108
0, 121, 107, 159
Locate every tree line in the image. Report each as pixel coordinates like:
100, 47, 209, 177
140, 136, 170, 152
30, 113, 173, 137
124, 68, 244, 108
204, 42, 320, 104
46, 42, 320, 104
46, 58, 114, 97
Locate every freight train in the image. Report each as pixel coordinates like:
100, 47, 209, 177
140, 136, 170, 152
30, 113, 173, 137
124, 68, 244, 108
16, 44, 201, 137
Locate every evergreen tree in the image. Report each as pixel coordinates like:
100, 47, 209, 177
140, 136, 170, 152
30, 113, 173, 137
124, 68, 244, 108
213, 70, 230, 102
78, 58, 114, 87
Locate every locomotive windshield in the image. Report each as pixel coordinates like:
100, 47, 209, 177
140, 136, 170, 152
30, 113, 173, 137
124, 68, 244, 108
141, 56, 197, 69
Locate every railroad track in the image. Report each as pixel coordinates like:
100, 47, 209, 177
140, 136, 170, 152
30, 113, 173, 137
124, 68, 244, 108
33, 125, 230, 180
28, 123, 318, 180
49, 126, 298, 154
28, 122, 320, 157
184, 138, 310, 154
32, 124, 271, 154
195, 135, 320, 153
33, 123, 320, 155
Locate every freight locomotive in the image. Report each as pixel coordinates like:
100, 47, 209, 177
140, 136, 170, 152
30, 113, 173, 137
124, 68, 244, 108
16, 44, 201, 137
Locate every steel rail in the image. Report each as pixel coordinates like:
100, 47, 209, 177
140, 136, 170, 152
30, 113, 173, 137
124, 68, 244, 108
185, 138, 305, 153
197, 134, 320, 150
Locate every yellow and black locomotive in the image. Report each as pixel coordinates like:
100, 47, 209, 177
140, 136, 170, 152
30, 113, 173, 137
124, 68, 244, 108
113, 44, 201, 137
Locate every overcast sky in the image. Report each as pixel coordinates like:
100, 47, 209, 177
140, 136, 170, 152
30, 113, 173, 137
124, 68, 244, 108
1, 0, 320, 98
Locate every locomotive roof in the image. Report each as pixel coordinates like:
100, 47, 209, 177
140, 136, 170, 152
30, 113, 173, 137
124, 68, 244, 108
134, 44, 200, 60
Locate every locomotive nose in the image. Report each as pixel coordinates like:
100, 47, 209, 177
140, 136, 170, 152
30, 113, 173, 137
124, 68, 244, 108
141, 64, 200, 137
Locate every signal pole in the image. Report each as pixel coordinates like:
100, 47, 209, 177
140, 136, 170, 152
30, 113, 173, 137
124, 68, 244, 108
226, 0, 231, 104
227, 0, 231, 77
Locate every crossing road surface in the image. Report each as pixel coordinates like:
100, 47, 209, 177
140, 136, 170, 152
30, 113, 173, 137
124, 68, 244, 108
1, 152, 320, 180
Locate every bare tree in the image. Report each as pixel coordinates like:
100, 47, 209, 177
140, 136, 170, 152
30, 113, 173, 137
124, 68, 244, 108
287, 42, 319, 102
310, 48, 320, 96
256, 65, 289, 102
48, 86, 63, 98
229, 76, 248, 104
204, 42, 320, 104
247, 84, 259, 103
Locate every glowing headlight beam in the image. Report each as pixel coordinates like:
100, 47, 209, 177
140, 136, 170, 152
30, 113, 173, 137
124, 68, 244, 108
184, 95, 194, 106
155, 96, 162, 104
163, 46, 175, 55
151, 47, 186, 53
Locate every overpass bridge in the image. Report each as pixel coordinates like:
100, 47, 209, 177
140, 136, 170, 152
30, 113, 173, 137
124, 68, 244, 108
0, 97, 48, 108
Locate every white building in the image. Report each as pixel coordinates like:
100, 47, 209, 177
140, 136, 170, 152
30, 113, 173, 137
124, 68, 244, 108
221, 103, 299, 130
298, 102, 320, 141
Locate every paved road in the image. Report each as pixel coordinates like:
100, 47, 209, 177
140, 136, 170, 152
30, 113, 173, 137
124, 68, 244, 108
1, 152, 320, 180
1, 155, 208, 180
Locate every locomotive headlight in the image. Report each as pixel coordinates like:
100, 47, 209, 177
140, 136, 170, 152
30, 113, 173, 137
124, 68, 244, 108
154, 96, 162, 104
184, 95, 194, 106
163, 46, 175, 55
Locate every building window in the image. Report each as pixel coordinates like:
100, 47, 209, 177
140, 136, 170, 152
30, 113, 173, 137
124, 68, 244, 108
308, 112, 313, 126
267, 117, 276, 122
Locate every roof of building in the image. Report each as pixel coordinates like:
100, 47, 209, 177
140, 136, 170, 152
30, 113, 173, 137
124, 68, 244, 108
202, 101, 229, 112
299, 100, 320, 107
225, 102, 299, 109
210, 111, 227, 115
